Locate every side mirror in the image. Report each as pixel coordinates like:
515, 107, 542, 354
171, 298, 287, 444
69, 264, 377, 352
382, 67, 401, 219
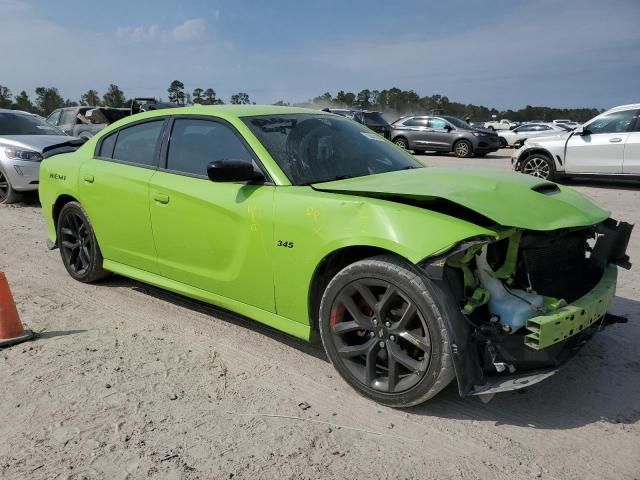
574, 125, 588, 136
206, 159, 263, 183
444, 125, 453, 132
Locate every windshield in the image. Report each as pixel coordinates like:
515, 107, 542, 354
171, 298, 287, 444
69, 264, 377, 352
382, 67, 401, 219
441, 116, 471, 129
243, 114, 422, 185
0, 112, 66, 136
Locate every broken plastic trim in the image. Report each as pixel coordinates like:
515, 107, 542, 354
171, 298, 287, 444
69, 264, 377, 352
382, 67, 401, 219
417, 236, 494, 280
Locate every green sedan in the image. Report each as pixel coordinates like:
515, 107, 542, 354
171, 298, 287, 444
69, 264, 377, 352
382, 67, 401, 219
39, 106, 633, 407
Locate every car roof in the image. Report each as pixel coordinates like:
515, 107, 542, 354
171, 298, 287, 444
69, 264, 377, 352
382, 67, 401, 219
122, 105, 326, 122
604, 103, 640, 114
0, 108, 33, 115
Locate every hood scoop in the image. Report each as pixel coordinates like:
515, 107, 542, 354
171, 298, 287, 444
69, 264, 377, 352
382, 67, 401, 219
531, 183, 560, 195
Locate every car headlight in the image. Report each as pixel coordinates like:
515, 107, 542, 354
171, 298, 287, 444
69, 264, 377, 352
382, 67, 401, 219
3, 147, 43, 162
471, 132, 487, 137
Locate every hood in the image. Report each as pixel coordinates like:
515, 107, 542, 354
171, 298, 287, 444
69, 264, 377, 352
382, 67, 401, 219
0, 135, 75, 153
311, 167, 609, 231
524, 132, 570, 146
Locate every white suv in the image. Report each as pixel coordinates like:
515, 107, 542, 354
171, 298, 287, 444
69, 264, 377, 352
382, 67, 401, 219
512, 104, 640, 181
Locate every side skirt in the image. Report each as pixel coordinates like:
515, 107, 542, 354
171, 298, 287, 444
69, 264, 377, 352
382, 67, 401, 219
102, 259, 312, 341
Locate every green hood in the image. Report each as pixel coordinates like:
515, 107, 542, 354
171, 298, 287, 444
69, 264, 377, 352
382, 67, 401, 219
312, 167, 609, 231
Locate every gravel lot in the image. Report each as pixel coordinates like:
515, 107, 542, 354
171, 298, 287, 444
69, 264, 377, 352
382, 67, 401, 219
1, 149, 638, 480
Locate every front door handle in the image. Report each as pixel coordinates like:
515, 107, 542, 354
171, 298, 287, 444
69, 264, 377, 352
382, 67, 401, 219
153, 193, 170, 204
609, 137, 623, 143
83, 175, 94, 184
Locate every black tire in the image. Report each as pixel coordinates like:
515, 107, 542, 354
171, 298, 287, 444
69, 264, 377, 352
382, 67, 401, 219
453, 139, 473, 158
0, 167, 21, 205
393, 137, 409, 150
57, 201, 110, 282
520, 154, 556, 181
319, 254, 455, 407
498, 137, 507, 148
487, 126, 495, 131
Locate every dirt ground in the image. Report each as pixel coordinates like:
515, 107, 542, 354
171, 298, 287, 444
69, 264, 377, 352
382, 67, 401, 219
1, 149, 639, 480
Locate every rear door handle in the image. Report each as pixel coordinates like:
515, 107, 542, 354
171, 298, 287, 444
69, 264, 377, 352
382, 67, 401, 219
609, 138, 623, 143
153, 193, 170, 204
83, 175, 94, 183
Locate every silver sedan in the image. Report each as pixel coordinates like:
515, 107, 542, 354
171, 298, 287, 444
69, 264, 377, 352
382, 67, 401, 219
497, 123, 567, 148
0, 109, 72, 204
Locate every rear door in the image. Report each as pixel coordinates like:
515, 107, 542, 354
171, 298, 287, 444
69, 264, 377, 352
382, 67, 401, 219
565, 109, 636, 174
148, 116, 276, 312
398, 117, 430, 149
79, 118, 167, 273
622, 110, 640, 174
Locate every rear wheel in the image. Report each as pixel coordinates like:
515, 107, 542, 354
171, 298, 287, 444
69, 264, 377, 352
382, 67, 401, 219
453, 140, 473, 158
319, 255, 455, 407
393, 137, 409, 150
498, 137, 507, 148
0, 168, 21, 204
57, 202, 110, 282
521, 154, 555, 181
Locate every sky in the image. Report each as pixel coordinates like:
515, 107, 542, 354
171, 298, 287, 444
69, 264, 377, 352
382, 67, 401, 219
1, 0, 639, 110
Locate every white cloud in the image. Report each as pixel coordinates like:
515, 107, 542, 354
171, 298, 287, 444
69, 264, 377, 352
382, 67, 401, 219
172, 18, 206, 42
115, 18, 206, 42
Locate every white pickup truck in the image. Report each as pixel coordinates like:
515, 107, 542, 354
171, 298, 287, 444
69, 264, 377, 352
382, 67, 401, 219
484, 119, 518, 131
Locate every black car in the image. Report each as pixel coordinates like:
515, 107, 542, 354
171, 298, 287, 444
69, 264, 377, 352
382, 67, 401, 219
349, 110, 391, 139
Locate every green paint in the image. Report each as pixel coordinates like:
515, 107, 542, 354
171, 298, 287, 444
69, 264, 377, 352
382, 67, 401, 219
525, 266, 617, 350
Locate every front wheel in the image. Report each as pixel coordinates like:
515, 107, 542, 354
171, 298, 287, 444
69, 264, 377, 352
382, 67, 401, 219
319, 255, 455, 407
521, 154, 555, 181
57, 201, 110, 282
453, 140, 473, 158
0, 167, 21, 204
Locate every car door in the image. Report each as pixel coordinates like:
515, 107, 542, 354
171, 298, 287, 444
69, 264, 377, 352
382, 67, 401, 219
46, 110, 62, 127
400, 117, 430, 149
79, 118, 167, 274
565, 109, 636, 174
622, 110, 640, 174
148, 116, 276, 312
427, 117, 454, 150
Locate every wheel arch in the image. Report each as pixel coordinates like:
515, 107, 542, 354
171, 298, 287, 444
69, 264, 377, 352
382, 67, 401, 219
515, 147, 558, 171
51, 194, 82, 245
307, 245, 406, 332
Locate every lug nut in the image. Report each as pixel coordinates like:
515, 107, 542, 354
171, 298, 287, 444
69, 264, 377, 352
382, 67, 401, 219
379, 341, 385, 348
385, 322, 391, 327
369, 332, 375, 337
390, 335, 396, 342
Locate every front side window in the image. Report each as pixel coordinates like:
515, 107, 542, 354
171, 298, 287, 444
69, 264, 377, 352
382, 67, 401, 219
402, 117, 427, 127
112, 120, 164, 166
243, 114, 422, 185
60, 109, 79, 125
587, 110, 637, 135
166, 118, 255, 176
363, 112, 388, 126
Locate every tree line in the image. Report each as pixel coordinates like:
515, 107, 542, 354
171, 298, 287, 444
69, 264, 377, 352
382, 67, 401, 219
0, 82, 601, 122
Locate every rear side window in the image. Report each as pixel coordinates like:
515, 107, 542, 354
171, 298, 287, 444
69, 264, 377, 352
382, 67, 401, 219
112, 120, 164, 166
166, 118, 255, 176
429, 118, 448, 129
403, 118, 428, 127
60, 109, 78, 125
98, 132, 117, 158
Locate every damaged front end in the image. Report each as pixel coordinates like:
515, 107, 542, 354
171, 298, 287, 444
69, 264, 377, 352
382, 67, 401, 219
421, 218, 633, 398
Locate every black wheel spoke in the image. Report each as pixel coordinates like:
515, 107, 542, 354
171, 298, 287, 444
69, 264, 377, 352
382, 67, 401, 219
376, 285, 397, 317
399, 331, 431, 354
364, 340, 380, 385
61, 240, 79, 250
354, 284, 378, 313
332, 320, 363, 335
396, 302, 417, 330
386, 346, 399, 392
338, 338, 376, 358
61, 227, 78, 239
339, 294, 374, 330
388, 342, 423, 375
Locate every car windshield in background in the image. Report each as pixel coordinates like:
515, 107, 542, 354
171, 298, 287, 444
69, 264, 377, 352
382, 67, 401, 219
363, 112, 388, 126
0, 112, 66, 136
442, 116, 472, 129
243, 114, 422, 185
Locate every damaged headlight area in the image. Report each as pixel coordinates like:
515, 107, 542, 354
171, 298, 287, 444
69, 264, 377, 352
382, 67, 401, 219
419, 219, 633, 398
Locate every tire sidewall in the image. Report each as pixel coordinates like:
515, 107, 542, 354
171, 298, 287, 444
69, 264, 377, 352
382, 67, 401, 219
0, 166, 19, 204
57, 202, 105, 282
318, 256, 452, 407
394, 137, 408, 149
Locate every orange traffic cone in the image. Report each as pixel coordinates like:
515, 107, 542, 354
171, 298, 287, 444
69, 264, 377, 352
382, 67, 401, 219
0, 272, 34, 348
